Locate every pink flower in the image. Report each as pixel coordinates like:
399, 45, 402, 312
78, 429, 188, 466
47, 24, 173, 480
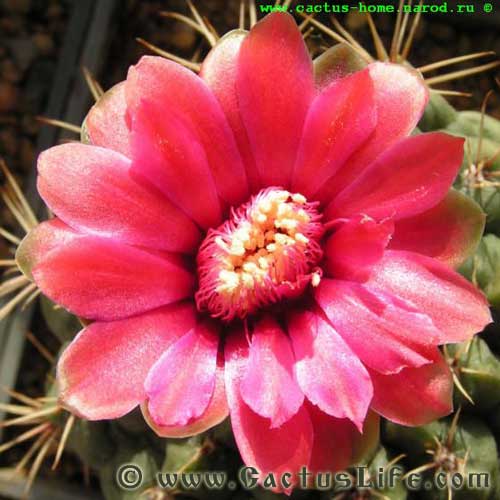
18, 12, 490, 490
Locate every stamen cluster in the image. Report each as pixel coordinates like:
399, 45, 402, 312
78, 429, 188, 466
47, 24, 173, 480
195, 188, 323, 321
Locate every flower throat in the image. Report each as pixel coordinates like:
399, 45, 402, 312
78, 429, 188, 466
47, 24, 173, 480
195, 188, 324, 321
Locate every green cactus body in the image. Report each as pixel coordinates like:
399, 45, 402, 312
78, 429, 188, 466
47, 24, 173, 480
446, 338, 500, 412
384, 416, 497, 500
460, 235, 500, 307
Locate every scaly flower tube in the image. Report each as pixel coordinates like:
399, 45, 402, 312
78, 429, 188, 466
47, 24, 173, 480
16, 12, 491, 491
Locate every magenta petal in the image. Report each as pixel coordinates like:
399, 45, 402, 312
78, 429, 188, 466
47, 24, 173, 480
57, 302, 196, 419
368, 250, 492, 343
126, 56, 248, 206
240, 317, 304, 428
288, 309, 372, 430
225, 330, 313, 492
145, 321, 219, 427
32, 236, 195, 321
315, 62, 428, 203
308, 405, 380, 477
237, 12, 314, 188
315, 280, 440, 374
85, 82, 131, 158
369, 349, 453, 426
16, 219, 80, 280
37, 143, 200, 253
142, 354, 228, 438
292, 69, 376, 197
390, 189, 486, 268
307, 402, 357, 475
326, 132, 465, 221
201, 30, 260, 193
130, 99, 222, 229
324, 216, 394, 281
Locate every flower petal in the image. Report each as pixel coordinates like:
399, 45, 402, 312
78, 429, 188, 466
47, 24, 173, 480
307, 403, 354, 476
326, 132, 465, 221
145, 321, 219, 427
288, 309, 372, 430
37, 143, 200, 253
390, 189, 485, 268
225, 330, 313, 492
236, 12, 314, 188
315, 280, 440, 374
307, 404, 380, 475
351, 410, 381, 465
57, 302, 196, 419
16, 219, 80, 280
126, 55, 248, 206
292, 69, 376, 198
313, 43, 368, 91
324, 216, 394, 281
240, 316, 304, 428
315, 62, 429, 204
84, 81, 131, 158
368, 250, 492, 343
32, 236, 195, 321
368, 349, 453, 426
142, 355, 228, 438
130, 99, 222, 229
201, 30, 260, 193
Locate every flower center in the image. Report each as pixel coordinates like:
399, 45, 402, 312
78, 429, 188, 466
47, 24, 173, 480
195, 188, 324, 321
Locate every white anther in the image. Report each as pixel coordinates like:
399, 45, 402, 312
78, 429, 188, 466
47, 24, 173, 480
292, 193, 307, 204
311, 272, 321, 287
295, 233, 309, 244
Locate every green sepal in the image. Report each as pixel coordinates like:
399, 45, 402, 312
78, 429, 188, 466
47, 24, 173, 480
161, 434, 241, 500
351, 410, 380, 466
418, 92, 458, 132
162, 435, 205, 473
383, 419, 445, 457
40, 295, 81, 343
96, 422, 164, 500
80, 115, 90, 144
438, 189, 486, 268
115, 407, 152, 436
15, 230, 37, 281
99, 448, 161, 500
67, 419, 117, 470
313, 43, 368, 88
